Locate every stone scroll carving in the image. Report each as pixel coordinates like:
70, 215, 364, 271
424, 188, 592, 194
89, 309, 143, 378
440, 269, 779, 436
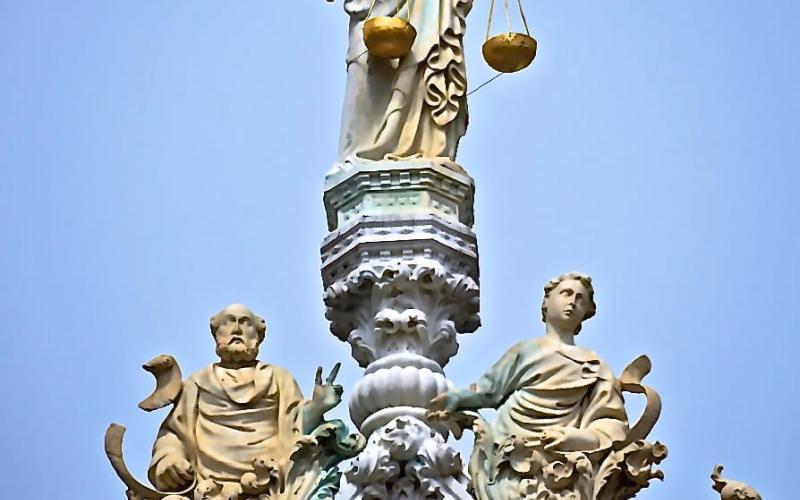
428, 272, 668, 500
104, 304, 364, 500
711, 465, 762, 500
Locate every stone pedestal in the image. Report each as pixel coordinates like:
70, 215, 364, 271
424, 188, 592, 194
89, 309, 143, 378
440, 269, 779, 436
321, 159, 479, 498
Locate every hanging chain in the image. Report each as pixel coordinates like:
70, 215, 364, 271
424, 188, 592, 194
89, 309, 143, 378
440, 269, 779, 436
517, 0, 531, 36
365, 0, 379, 20
486, 0, 495, 41
487, 0, 532, 38
503, 0, 512, 33
404, 0, 414, 22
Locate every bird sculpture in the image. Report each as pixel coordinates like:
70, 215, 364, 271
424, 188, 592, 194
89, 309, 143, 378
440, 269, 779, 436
138, 354, 183, 411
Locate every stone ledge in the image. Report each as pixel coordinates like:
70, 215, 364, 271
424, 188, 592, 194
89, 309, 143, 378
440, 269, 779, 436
321, 214, 479, 287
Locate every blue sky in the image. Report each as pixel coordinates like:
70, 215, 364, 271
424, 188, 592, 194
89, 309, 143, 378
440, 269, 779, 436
1, 1, 797, 498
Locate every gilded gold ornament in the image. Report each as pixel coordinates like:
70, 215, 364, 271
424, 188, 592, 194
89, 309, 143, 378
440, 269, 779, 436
363, 16, 417, 59
482, 32, 537, 73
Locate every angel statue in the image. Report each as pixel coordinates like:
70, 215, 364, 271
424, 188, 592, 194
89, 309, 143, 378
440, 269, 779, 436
105, 304, 364, 500
428, 273, 668, 500
330, 0, 472, 173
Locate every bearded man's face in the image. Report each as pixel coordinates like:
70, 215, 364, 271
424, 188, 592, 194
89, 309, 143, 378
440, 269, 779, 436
213, 305, 262, 363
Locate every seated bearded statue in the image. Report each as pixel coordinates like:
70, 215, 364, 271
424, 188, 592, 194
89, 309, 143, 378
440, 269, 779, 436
428, 272, 667, 500
104, 304, 364, 500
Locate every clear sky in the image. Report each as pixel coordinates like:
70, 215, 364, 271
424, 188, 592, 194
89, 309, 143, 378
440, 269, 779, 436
1, 1, 798, 498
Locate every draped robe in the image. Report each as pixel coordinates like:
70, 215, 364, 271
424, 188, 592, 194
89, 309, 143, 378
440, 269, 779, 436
148, 362, 306, 489
472, 338, 629, 450
338, 0, 472, 165
462, 338, 629, 500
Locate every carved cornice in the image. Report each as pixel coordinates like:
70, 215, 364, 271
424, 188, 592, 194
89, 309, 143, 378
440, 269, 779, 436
321, 215, 478, 288
323, 159, 475, 231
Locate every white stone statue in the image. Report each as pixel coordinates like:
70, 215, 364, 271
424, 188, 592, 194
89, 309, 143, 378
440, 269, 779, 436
105, 304, 364, 500
428, 273, 667, 500
334, 0, 472, 172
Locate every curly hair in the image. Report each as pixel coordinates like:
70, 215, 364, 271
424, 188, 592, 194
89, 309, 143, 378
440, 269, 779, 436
540, 272, 596, 335
209, 304, 267, 343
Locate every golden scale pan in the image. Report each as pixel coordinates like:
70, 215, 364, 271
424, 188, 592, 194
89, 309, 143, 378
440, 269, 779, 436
362, 0, 537, 74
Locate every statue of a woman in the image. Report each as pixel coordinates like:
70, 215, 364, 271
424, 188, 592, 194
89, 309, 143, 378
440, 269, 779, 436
428, 273, 667, 500
335, 0, 472, 171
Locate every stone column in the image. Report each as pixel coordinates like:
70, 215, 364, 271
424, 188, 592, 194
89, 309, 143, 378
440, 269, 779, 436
320, 159, 479, 499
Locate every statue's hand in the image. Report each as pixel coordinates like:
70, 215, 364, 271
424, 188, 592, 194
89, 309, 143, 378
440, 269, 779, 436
344, 0, 371, 20
426, 391, 461, 421
154, 455, 194, 492
311, 363, 344, 414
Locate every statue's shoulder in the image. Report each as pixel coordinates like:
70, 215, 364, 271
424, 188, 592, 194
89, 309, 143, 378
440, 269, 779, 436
507, 338, 541, 354
557, 343, 615, 376
574, 346, 617, 379
187, 364, 215, 385
256, 362, 299, 384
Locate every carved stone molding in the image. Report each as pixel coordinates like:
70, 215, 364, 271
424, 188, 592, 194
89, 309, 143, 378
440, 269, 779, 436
323, 159, 475, 231
321, 215, 478, 289
348, 353, 452, 436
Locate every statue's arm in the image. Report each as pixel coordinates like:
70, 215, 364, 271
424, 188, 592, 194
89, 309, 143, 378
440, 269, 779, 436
147, 382, 196, 489
430, 344, 526, 414
577, 373, 630, 451
301, 364, 343, 434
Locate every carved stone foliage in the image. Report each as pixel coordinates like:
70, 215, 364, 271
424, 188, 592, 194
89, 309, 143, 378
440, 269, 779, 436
460, 415, 667, 500
323, 258, 479, 368
344, 417, 471, 500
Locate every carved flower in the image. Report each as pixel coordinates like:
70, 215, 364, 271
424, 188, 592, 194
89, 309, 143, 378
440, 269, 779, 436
541, 453, 590, 491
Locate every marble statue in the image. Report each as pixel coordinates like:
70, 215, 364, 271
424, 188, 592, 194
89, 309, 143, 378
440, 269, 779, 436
711, 465, 762, 500
334, 0, 472, 172
105, 304, 364, 500
427, 272, 667, 500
